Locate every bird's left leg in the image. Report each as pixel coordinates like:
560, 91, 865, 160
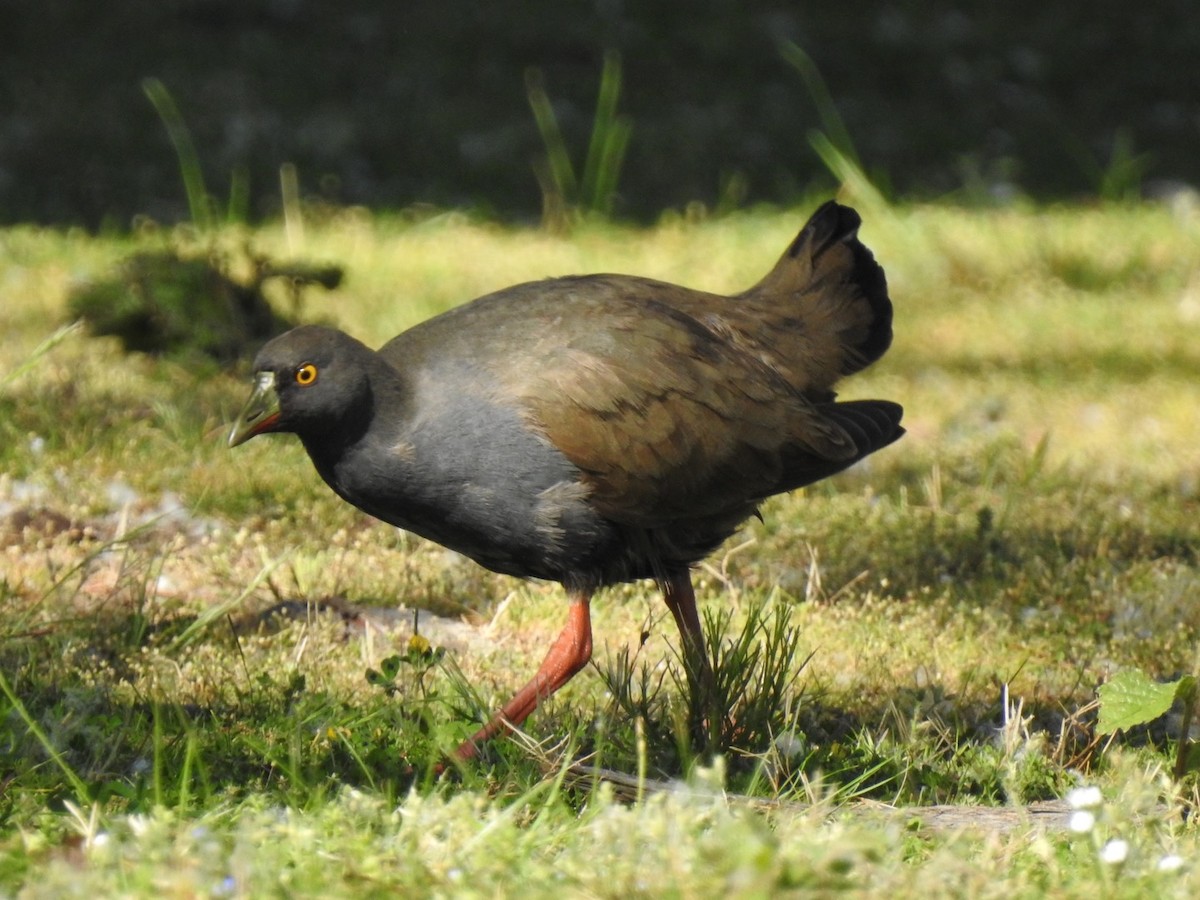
453, 591, 593, 762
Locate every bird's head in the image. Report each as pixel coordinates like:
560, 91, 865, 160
228, 325, 375, 448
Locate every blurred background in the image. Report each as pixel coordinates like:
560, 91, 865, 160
3, 0, 1198, 228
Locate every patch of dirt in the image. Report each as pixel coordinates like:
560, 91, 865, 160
239, 596, 489, 656
1, 505, 93, 547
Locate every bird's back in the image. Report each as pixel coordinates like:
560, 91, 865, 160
370, 202, 901, 585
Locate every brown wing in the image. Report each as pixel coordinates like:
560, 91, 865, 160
382, 200, 899, 530
491, 285, 862, 528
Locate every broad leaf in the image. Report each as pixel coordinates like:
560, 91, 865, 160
1097, 669, 1196, 735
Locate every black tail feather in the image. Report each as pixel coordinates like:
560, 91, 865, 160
792, 202, 893, 375
743, 201, 894, 389
826, 399, 905, 459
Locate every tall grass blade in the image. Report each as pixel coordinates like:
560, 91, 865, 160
0, 668, 93, 803
227, 162, 251, 225
142, 77, 213, 231
280, 161, 304, 251
780, 40, 892, 213
153, 703, 165, 807
2, 320, 81, 387
167, 554, 285, 653
809, 131, 890, 215
178, 732, 194, 813
526, 52, 632, 227
778, 42, 860, 170
1098, 129, 1150, 203
526, 68, 579, 208
581, 50, 632, 215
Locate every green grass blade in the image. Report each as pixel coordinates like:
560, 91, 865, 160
227, 162, 251, 225
2, 321, 81, 387
153, 703, 165, 807
167, 554, 285, 653
581, 50, 626, 213
778, 41, 861, 170
0, 668, 93, 803
525, 68, 579, 206
592, 117, 632, 217
142, 77, 213, 231
808, 130, 889, 213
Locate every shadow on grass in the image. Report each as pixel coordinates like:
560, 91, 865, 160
0, 604, 479, 827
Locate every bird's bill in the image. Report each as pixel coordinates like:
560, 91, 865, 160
228, 371, 281, 447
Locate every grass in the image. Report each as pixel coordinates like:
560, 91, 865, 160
526, 50, 633, 230
2, 200, 1200, 894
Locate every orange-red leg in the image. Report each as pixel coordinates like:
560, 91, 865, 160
453, 592, 593, 762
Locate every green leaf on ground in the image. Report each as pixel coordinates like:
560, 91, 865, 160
1097, 670, 1195, 735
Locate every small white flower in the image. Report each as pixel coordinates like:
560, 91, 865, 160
90, 832, 110, 849
1100, 839, 1129, 865
1067, 785, 1103, 809
1068, 810, 1096, 834
127, 814, 151, 837
1157, 854, 1184, 872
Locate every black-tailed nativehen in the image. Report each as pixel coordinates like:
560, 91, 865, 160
229, 201, 904, 761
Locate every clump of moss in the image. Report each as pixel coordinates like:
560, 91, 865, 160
69, 248, 342, 361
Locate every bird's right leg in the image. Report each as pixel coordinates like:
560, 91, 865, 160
662, 572, 722, 750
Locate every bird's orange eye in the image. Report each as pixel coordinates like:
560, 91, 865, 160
295, 363, 318, 386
